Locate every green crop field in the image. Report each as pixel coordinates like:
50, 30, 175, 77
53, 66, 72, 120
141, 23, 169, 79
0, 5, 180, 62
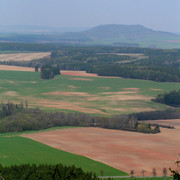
0, 134, 127, 176
86, 34, 180, 49
0, 70, 180, 115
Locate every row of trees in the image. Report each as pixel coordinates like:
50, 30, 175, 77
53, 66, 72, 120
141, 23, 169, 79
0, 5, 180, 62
0, 102, 160, 134
133, 107, 180, 120
2, 101, 180, 133
0, 164, 98, 180
130, 167, 168, 177
87, 65, 180, 82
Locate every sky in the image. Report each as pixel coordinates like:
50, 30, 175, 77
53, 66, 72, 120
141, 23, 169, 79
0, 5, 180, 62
0, 0, 180, 32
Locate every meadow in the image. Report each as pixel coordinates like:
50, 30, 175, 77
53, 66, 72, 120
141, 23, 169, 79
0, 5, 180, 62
0, 68, 179, 178
0, 70, 180, 115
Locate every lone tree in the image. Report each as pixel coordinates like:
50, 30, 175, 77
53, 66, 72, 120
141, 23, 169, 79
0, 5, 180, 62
152, 168, 157, 177
100, 170, 104, 176
35, 64, 39, 72
130, 169, 135, 177
141, 169, 146, 177
163, 167, 167, 177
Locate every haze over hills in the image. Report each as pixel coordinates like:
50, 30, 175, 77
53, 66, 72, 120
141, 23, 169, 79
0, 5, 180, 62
80, 24, 176, 40
0, 25, 89, 34
0, 24, 180, 48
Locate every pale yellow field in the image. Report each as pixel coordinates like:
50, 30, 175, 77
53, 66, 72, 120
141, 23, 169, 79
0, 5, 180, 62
0, 52, 51, 61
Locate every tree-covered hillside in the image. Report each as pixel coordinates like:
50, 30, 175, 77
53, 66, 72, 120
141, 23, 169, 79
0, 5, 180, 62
1, 43, 180, 82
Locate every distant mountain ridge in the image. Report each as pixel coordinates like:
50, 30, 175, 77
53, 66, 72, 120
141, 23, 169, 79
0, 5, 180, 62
80, 24, 175, 40
0, 24, 179, 48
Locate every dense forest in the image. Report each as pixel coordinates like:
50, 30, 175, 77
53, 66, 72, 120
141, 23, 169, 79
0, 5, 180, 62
133, 108, 180, 121
0, 164, 98, 180
1, 43, 180, 82
0, 102, 160, 134
40, 64, 60, 79
152, 89, 180, 106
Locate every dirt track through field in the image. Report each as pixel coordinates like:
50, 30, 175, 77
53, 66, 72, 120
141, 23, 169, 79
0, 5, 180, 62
23, 120, 180, 176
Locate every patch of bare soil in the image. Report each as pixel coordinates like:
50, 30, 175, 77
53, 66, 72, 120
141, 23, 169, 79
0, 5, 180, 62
21, 81, 37, 84
0, 52, 51, 62
70, 78, 94, 81
98, 87, 111, 90
43, 91, 100, 102
68, 85, 76, 89
150, 88, 162, 91
61, 71, 98, 77
102, 107, 126, 112
130, 107, 155, 112
101, 94, 152, 101
29, 98, 107, 115
23, 126, 180, 176
61, 71, 121, 78
0, 65, 34, 71
123, 88, 139, 91
43, 91, 90, 97
4, 91, 18, 96
101, 91, 138, 95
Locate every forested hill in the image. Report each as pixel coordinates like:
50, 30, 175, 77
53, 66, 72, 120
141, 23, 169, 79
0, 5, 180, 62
80, 24, 176, 41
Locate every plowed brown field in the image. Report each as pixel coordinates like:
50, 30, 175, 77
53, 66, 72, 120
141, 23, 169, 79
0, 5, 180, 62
23, 120, 180, 176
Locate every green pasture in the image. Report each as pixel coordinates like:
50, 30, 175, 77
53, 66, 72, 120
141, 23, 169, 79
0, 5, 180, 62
0, 135, 127, 176
0, 70, 180, 115
86, 34, 180, 49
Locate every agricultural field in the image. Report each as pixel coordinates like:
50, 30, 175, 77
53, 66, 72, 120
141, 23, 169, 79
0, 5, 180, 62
0, 66, 180, 115
23, 123, 180, 176
0, 130, 126, 176
0, 52, 50, 61
0, 65, 179, 179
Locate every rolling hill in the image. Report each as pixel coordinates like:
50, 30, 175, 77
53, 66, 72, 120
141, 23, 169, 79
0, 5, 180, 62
0, 24, 180, 48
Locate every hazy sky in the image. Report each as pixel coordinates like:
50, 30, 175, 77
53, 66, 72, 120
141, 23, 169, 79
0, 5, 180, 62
0, 0, 180, 32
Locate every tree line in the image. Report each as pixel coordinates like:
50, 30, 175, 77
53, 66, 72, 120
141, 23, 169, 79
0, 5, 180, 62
0, 101, 160, 134
0, 164, 98, 180
133, 107, 180, 121
1, 43, 180, 82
